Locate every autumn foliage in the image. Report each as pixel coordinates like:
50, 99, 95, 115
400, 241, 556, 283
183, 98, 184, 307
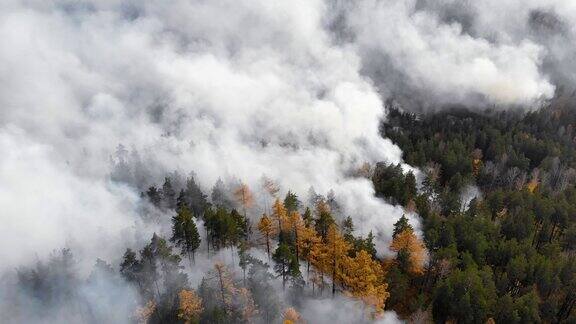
390, 228, 426, 275
178, 289, 203, 324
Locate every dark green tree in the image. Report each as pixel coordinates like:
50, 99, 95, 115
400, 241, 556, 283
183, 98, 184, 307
272, 243, 300, 290
162, 177, 177, 210
171, 206, 201, 265
284, 191, 300, 213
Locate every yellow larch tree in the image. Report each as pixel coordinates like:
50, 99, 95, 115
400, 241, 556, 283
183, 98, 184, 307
178, 289, 203, 324
234, 182, 254, 217
287, 211, 307, 261
272, 198, 288, 239
309, 236, 330, 296
389, 228, 426, 275
257, 213, 276, 260
341, 250, 389, 316
325, 224, 351, 296
298, 221, 321, 277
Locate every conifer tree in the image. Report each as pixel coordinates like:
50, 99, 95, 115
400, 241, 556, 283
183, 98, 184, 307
185, 175, 209, 217
390, 228, 426, 275
341, 250, 389, 315
272, 198, 288, 240
302, 207, 313, 227
284, 191, 300, 213
314, 200, 334, 241
171, 206, 201, 264
325, 224, 350, 296
262, 176, 280, 213
257, 214, 275, 260
146, 186, 162, 207
392, 215, 412, 239
162, 177, 177, 210
234, 182, 254, 218
178, 289, 203, 324
273, 243, 300, 290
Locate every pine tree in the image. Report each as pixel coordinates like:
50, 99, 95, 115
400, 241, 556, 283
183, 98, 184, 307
237, 241, 251, 285
185, 175, 209, 217
162, 177, 177, 210
392, 215, 412, 239
342, 216, 354, 242
284, 191, 300, 213
211, 178, 230, 208
171, 206, 201, 265
120, 249, 142, 288
302, 207, 313, 227
273, 243, 299, 290
230, 208, 249, 242
146, 186, 162, 207
314, 200, 334, 241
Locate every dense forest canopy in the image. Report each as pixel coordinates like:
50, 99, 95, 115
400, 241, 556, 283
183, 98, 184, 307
379, 94, 576, 323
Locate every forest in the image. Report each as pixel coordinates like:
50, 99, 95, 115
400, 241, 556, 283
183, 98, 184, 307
10, 93, 575, 324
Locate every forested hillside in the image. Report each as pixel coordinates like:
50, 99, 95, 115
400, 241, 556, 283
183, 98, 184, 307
379, 95, 576, 323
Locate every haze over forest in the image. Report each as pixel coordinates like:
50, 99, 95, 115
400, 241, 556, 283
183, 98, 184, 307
1, 1, 576, 323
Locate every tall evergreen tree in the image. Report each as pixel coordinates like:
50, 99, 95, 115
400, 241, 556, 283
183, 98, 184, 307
284, 191, 300, 213
171, 206, 201, 264
272, 243, 300, 290
185, 175, 209, 218
162, 177, 177, 210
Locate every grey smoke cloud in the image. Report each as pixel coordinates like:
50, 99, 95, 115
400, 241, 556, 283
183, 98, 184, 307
333, 0, 576, 109
0, 0, 409, 271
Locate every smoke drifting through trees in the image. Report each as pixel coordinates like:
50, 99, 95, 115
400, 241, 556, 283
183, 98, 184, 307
2, 0, 576, 323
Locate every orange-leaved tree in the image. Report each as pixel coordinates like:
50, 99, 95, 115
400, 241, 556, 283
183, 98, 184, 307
271, 198, 288, 240
325, 224, 351, 296
234, 182, 254, 218
257, 213, 276, 260
178, 289, 203, 324
390, 227, 426, 275
341, 250, 389, 316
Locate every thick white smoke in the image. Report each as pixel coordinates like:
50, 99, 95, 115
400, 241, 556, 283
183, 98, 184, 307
0, 0, 410, 272
334, 0, 568, 109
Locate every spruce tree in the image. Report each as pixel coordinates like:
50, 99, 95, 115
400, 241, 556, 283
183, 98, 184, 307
171, 206, 201, 265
